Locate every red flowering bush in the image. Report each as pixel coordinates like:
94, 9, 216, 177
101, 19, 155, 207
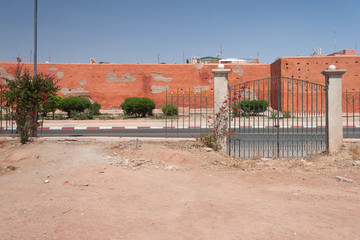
3, 62, 60, 143
200, 96, 237, 151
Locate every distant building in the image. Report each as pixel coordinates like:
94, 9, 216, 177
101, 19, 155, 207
188, 56, 256, 64
327, 49, 357, 56
219, 58, 246, 64
191, 56, 221, 64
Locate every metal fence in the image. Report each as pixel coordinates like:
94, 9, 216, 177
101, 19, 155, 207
343, 89, 360, 138
163, 89, 213, 138
228, 77, 327, 159
0, 85, 15, 134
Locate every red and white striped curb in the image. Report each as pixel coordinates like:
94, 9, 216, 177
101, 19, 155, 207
1, 126, 351, 130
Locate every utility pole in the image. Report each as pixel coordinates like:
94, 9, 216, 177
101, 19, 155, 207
34, 0, 37, 75
31, 0, 38, 138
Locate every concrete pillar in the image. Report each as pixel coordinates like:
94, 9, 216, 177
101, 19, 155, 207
322, 67, 346, 153
212, 66, 231, 152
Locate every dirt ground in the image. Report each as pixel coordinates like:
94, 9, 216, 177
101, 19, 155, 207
0, 137, 359, 240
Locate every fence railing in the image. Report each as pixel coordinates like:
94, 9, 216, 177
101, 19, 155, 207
228, 77, 327, 158
343, 89, 360, 138
0, 85, 15, 134
163, 89, 213, 137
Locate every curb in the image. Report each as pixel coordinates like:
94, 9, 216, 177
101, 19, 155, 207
0, 126, 347, 130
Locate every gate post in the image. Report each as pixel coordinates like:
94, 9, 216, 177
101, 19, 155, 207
212, 65, 231, 153
322, 66, 346, 153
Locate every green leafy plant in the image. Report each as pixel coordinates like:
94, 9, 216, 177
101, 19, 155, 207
252, 100, 269, 114
270, 110, 278, 119
70, 109, 93, 120
200, 97, 236, 151
162, 104, 178, 116
59, 97, 91, 117
89, 102, 101, 115
234, 99, 269, 116
283, 110, 292, 118
199, 133, 219, 150
120, 97, 155, 117
40, 95, 62, 119
54, 113, 66, 120
2, 62, 60, 143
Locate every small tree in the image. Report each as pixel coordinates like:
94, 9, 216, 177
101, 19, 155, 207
3, 62, 60, 143
120, 97, 155, 117
162, 104, 178, 116
59, 97, 91, 117
40, 95, 62, 119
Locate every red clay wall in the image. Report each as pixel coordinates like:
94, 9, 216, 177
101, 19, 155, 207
1, 56, 358, 111
271, 55, 360, 111
0, 62, 270, 109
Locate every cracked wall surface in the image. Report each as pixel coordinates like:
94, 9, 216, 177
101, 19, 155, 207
193, 86, 210, 93
106, 72, 136, 82
60, 87, 90, 98
151, 72, 172, 82
232, 65, 243, 76
48, 65, 58, 71
151, 85, 169, 93
0, 62, 275, 109
57, 71, 64, 79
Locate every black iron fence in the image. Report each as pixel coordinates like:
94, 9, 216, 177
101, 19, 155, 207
0, 85, 15, 134
228, 77, 327, 158
163, 89, 213, 137
343, 89, 360, 138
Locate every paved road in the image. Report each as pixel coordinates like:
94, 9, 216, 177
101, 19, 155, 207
0, 127, 359, 138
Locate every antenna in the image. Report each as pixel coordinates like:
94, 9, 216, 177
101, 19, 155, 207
217, 42, 223, 58
334, 27, 337, 52
157, 54, 160, 64
356, 41, 358, 53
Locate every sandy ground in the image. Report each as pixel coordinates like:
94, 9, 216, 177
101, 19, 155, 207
0, 137, 359, 240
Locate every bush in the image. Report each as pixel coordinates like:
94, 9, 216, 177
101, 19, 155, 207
3, 62, 60, 143
199, 133, 220, 151
233, 99, 269, 116
120, 97, 155, 117
41, 95, 62, 119
89, 102, 101, 115
283, 110, 292, 118
252, 100, 269, 114
162, 104, 178, 116
59, 97, 91, 117
70, 109, 93, 120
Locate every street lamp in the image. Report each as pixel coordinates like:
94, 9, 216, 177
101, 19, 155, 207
34, 0, 37, 76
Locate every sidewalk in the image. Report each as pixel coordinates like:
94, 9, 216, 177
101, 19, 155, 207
1, 118, 359, 130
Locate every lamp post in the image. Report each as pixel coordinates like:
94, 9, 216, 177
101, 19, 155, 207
33, 0, 37, 76
31, 0, 38, 138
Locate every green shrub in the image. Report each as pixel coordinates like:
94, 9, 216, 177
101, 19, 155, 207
89, 102, 101, 115
162, 104, 178, 116
199, 133, 220, 151
120, 97, 156, 117
283, 110, 292, 118
237, 99, 268, 116
59, 97, 91, 117
252, 100, 269, 114
239, 100, 252, 114
70, 109, 93, 120
41, 95, 63, 119
232, 100, 242, 117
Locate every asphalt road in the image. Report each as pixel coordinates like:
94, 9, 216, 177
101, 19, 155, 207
0, 127, 359, 138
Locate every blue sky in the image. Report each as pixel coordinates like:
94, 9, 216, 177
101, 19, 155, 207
0, 0, 359, 64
